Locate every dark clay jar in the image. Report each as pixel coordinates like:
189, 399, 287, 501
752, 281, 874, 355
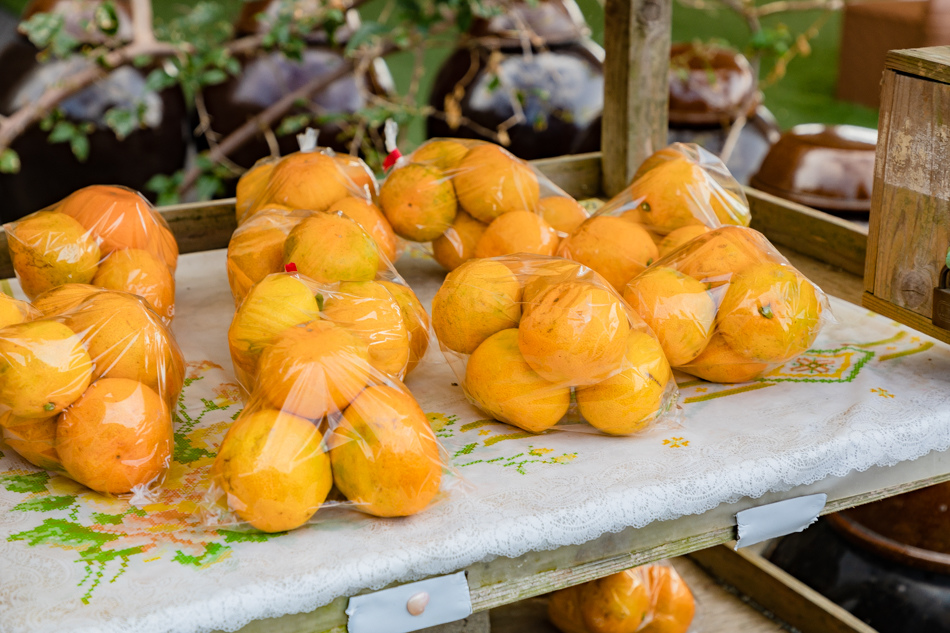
767, 483, 950, 633
426, 0, 604, 160
199, 0, 394, 181
0, 0, 188, 222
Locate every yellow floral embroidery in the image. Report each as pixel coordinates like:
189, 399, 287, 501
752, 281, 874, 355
871, 388, 895, 398
663, 437, 690, 448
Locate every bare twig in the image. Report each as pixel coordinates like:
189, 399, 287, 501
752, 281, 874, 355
719, 114, 746, 164
752, 0, 843, 17
131, 0, 156, 45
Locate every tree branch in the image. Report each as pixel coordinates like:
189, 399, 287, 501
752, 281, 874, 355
131, 0, 156, 46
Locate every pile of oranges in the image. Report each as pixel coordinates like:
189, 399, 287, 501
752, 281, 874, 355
431, 255, 676, 436
4, 185, 178, 322
0, 285, 183, 494
214, 270, 440, 532
548, 563, 696, 633
379, 138, 590, 271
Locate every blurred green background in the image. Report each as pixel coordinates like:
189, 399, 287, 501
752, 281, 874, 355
0, 0, 879, 146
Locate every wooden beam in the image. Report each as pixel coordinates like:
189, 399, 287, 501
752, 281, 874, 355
601, 0, 671, 197
885, 47, 950, 84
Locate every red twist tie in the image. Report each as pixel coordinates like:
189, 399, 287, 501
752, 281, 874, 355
383, 148, 402, 171
284, 263, 298, 273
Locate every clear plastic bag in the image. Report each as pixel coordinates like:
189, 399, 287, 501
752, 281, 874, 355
0, 287, 184, 496
557, 143, 751, 292
207, 270, 450, 533
4, 185, 179, 323
623, 225, 832, 383
548, 561, 697, 633
431, 254, 678, 436
379, 138, 590, 271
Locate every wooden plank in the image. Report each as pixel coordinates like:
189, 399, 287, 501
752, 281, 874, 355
862, 291, 950, 344
223, 450, 950, 633
745, 187, 868, 277
532, 152, 602, 200
688, 546, 879, 633
870, 73, 950, 318
865, 70, 898, 293
886, 47, 950, 84
160, 199, 237, 255
601, 0, 671, 197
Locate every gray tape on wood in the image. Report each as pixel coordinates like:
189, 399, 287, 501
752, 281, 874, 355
345, 571, 473, 633
735, 493, 827, 549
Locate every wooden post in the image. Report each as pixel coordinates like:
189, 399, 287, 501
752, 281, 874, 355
601, 0, 672, 197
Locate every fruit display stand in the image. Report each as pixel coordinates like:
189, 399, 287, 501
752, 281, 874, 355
0, 6, 948, 631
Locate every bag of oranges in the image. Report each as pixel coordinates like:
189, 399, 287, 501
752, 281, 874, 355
623, 225, 832, 384
0, 285, 184, 497
548, 562, 697, 633
431, 254, 678, 436
206, 270, 448, 533
4, 185, 179, 323
378, 138, 591, 271
558, 143, 750, 292
234, 141, 380, 227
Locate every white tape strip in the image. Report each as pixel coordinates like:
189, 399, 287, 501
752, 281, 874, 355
345, 571, 473, 633
735, 493, 827, 550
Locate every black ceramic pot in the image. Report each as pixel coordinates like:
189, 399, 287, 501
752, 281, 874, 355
199, 0, 394, 185
0, 0, 188, 222
767, 483, 950, 633
426, 0, 604, 160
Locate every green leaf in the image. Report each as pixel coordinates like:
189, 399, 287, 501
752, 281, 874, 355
195, 173, 223, 201
345, 22, 389, 56
13, 495, 76, 512
199, 68, 228, 86
0, 148, 20, 174
48, 121, 75, 143
145, 68, 178, 92
70, 134, 90, 162
276, 114, 311, 136
19, 12, 64, 49
94, 1, 120, 36
103, 107, 140, 141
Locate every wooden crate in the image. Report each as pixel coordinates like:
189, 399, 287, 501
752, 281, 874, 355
863, 47, 950, 345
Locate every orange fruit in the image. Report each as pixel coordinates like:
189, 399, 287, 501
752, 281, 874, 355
716, 262, 822, 363
711, 186, 751, 227
333, 153, 378, 199
63, 291, 184, 399
284, 213, 379, 283
235, 159, 277, 225
32, 283, 102, 317
622, 158, 712, 232
228, 273, 320, 384
322, 281, 411, 379
579, 569, 650, 633
227, 207, 302, 305
411, 139, 470, 171
518, 281, 630, 385
431, 259, 522, 355
520, 259, 588, 317
57, 185, 177, 271
465, 328, 570, 433
378, 280, 430, 376
558, 216, 658, 291
454, 144, 540, 223
431, 210, 488, 271
379, 163, 458, 241
8, 211, 100, 298
328, 385, 442, 517
56, 378, 172, 494
93, 248, 175, 321
657, 225, 710, 258
639, 565, 696, 633
576, 330, 672, 435
0, 412, 61, 471
623, 266, 716, 366
214, 407, 331, 532
0, 293, 36, 328
254, 151, 352, 214
631, 146, 684, 183
538, 196, 589, 234
679, 333, 771, 383
675, 226, 772, 287
257, 321, 372, 419
475, 211, 559, 259
548, 585, 588, 633
0, 321, 93, 418
327, 197, 398, 268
